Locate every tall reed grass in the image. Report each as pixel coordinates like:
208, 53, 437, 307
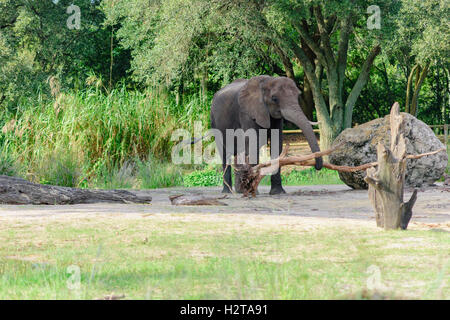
0, 87, 210, 187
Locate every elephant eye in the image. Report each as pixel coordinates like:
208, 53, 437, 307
271, 96, 278, 103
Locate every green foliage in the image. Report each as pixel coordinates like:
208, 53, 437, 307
183, 168, 222, 187
137, 157, 184, 189
3, 88, 178, 165
0, 0, 128, 108
281, 168, 343, 186
0, 149, 21, 177
0, 88, 210, 187
87, 157, 185, 190
392, 0, 449, 65
36, 151, 81, 188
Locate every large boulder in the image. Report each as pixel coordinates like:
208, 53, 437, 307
329, 113, 448, 189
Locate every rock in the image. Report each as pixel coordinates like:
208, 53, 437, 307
329, 113, 448, 189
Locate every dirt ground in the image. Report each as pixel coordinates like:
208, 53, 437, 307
0, 184, 449, 231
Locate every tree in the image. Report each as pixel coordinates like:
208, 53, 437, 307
236, 0, 399, 150
101, 0, 278, 101
104, 0, 401, 150
390, 0, 449, 117
0, 0, 118, 109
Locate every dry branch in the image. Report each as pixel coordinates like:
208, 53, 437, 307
405, 148, 445, 160
236, 143, 345, 197
236, 121, 445, 198
302, 160, 379, 172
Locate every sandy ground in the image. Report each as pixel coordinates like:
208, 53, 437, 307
0, 184, 449, 231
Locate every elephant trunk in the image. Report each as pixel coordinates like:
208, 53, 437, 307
281, 107, 323, 170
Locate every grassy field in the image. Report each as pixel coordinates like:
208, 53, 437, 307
0, 213, 447, 300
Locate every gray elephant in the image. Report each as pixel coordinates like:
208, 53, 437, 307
211, 75, 323, 194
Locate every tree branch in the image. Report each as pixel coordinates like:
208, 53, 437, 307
273, 43, 295, 81
337, 14, 353, 92
293, 20, 326, 67
313, 6, 336, 67
405, 64, 419, 113
290, 40, 332, 128
344, 44, 381, 128
410, 62, 430, 116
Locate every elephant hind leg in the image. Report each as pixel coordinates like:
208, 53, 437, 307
270, 120, 286, 195
221, 148, 232, 193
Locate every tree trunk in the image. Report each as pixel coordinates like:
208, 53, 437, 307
0, 175, 152, 205
364, 103, 417, 230
405, 63, 429, 116
410, 63, 429, 116
302, 76, 314, 121
318, 125, 339, 154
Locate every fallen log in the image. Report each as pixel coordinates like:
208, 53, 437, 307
0, 175, 152, 205
169, 194, 228, 206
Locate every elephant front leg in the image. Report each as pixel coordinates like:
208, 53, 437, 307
222, 164, 232, 193
270, 119, 286, 195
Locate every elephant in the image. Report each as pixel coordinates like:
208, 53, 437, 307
210, 75, 323, 194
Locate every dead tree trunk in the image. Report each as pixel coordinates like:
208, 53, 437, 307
364, 103, 417, 230
0, 175, 152, 205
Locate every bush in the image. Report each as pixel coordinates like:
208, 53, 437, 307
183, 168, 222, 187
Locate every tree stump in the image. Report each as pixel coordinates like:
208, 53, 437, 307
0, 175, 152, 205
364, 103, 417, 230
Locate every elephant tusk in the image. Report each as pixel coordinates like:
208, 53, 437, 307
309, 121, 320, 126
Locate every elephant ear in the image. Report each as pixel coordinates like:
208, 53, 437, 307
238, 76, 271, 128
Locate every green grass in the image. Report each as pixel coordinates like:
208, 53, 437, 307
0, 147, 23, 177
182, 166, 343, 187
0, 87, 209, 187
89, 156, 184, 190
0, 215, 447, 299
271, 167, 343, 186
